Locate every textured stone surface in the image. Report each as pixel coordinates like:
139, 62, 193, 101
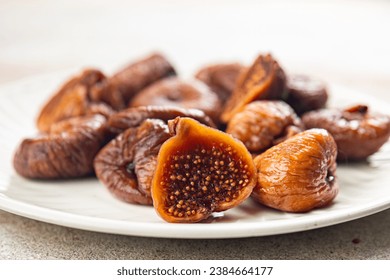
1, 209, 389, 260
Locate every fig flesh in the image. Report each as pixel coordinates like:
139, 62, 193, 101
221, 54, 287, 123
152, 117, 257, 223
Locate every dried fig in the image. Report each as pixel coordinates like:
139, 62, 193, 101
37, 69, 108, 132
252, 129, 338, 212
152, 117, 257, 223
130, 77, 222, 124
302, 105, 390, 161
195, 63, 246, 105
14, 114, 107, 179
91, 53, 176, 110
226, 101, 303, 154
106, 105, 216, 134
286, 74, 328, 115
221, 54, 287, 123
94, 119, 171, 205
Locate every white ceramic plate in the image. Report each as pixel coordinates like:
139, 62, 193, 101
0, 71, 389, 239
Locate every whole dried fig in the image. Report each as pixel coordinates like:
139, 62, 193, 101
37, 69, 109, 132
221, 54, 287, 123
14, 114, 107, 179
152, 117, 257, 223
94, 119, 171, 205
91, 53, 176, 110
226, 101, 303, 154
286, 74, 328, 115
252, 129, 338, 212
130, 77, 222, 124
302, 105, 390, 161
195, 63, 246, 105
107, 105, 216, 135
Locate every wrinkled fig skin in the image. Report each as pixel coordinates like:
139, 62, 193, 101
14, 114, 108, 179
195, 63, 246, 105
94, 119, 171, 205
286, 74, 328, 115
86, 102, 115, 119
221, 54, 287, 123
107, 105, 216, 135
152, 117, 257, 223
226, 101, 303, 154
129, 77, 222, 124
302, 105, 390, 161
91, 53, 176, 110
252, 129, 338, 213
37, 69, 107, 132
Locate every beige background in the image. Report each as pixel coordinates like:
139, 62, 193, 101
0, 0, 389, 259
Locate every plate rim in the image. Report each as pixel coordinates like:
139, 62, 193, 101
0, 193, 389, 239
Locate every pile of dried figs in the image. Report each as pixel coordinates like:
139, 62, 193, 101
13, 52, 390, 223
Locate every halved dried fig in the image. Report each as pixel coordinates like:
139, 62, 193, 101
37, 69, 108, 132
252, 129, 338, 212
195, 63, 246, 105
107, 105, 216, 134
226, 101, 303, 154
302, 105, 390, 161
14, 114, 107, 179
94, 119, 171, 205
91, 53, 176, 110
129, 77, 222, 124
286, 74, 328, 115
152, 117, 257, 223
221, 54, 287, 123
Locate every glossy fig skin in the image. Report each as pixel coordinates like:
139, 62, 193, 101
252, 129, 338, 213
226, 101, 303, 154
94, 119, 171, 205
37, 69, 108, 132
91, 53, 176, 110
302, 105, 390, 161
152, 117, 257, 223
195, 63, 246, 105
221, 54, 287, 123
107, 105, 216, 135
14, 114, 108, 179
129, 77, 222, 124
286, 74, 328, 115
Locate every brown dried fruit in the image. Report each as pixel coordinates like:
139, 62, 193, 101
94, 119, 171, 205
107, 105, 216, 135
130, 77, 221, 122
195, 63, 246, 105
37, 69, 108, 132
14, 114, 107, 179
302, 105, 390, 161
90, 53, 176, 110
286, 74, 328, 115
130, 77, 222, 124
221, 54, 287, 123
252, 129, 338, 212
152, 117, 257, 223
226, 101, 303, 154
